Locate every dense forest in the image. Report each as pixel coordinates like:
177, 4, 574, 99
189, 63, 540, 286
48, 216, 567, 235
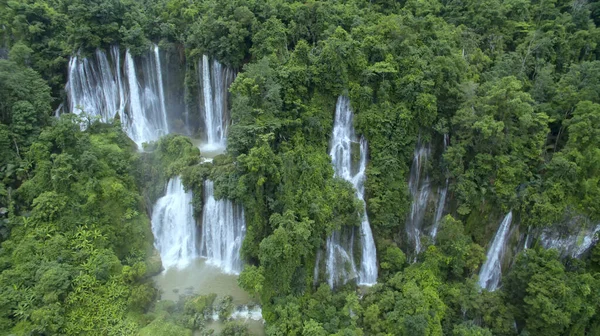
1, 0, 600, 335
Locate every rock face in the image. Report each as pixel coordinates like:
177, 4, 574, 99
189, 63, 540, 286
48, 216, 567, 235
200, 180, 246, 275
539, 212, 600, 258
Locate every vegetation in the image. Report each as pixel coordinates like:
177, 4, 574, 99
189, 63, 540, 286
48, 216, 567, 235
1, 0, 600, 335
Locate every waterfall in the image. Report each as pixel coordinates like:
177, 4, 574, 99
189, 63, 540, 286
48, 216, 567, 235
326, 229, 357, 288
125, 47, 169, 147
66, 44, 169, 148
201, 55, 216, 145
212, 59, 227, 140
431, 182, 448, 240
151, 177, 198, 270
112, 46, 126, 122
431, 134, 450, 240
406, 143, 431, 257
200, 180, 246, 274
325, 96, 378, 287
209, 305, 263, 322
67, 46, 123, 121
153, 45, 169, 135
124, 49, 152, 146
354, 138, 378, 285
199, 55, 234, 151
478, 211, 513, 291
196, 55, 244, 274
540, 223, 600, 258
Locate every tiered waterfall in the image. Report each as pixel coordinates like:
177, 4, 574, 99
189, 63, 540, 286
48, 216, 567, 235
325, 96, 377, 287
66, 44, 169, 147
198, 55, 246, 274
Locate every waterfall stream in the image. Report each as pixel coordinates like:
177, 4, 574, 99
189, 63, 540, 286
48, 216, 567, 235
324, 96, 377, 287
199, 54, 235, 152
406, 144, 431, 258
478, 211, 513, 291
540, 222, 600, 258
67, 46, 124, 122
151, 177, 198, 270
67, 44, 169, 148
200, 180, 246, 275
430, 134, 450, 240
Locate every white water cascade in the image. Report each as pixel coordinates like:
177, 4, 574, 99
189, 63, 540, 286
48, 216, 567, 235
540, 223, 600, 258
199, 55, 235, 151
66, 44, 169, 148
325, 96, 378, 287
325, 229, 357, 288
209, 305, 263, 322
430, 134, 450, 240
151, 177, 198, 270
67, 46, 125, 122
200, 180, 246, 274
478, 211, 513, 291
406, 143, 432, 257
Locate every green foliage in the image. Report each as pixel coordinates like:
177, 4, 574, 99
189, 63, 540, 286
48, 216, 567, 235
2, 0, 600, 335
504, 249, 599, 336
436, 216, 485, 280
220, 321, 250, 336
259, 211, 312, 297
447, 76, 549, 214
452, 322, 493, 336
0, 60, 52, 168
0, 116, 156, 334
137, 134, 203, 209
138, 317, 192, 336
378, 240, 406, 279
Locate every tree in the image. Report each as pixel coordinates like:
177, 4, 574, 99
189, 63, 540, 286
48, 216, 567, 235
447, 76, 548, 214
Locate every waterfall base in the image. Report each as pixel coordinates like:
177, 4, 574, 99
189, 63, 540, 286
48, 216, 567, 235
152, 258, 264, 335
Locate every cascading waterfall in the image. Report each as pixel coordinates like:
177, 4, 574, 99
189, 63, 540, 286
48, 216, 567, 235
199, 55, 234, 150
196, 56, 245, 274
354, 137, 378, 285
113, 46, 126, 123
478, 211, 513, 291
201, 55, 216, 145
125, 47, 170, 146
200, 180, 246, 274
153, 45, 169, 135
540, 223, 600, 258
325, 96, 378, 287
325, 229, 357, 288
431, 183, 448, 240
67, 46, 124, 121
406, 143, 432, 257
431, 134, 450, 240
66, 44, 169, 148
212, 59, 228, 140
124, 49, 153, 146
209, 305, 263, 322
151, 177, 198, 270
